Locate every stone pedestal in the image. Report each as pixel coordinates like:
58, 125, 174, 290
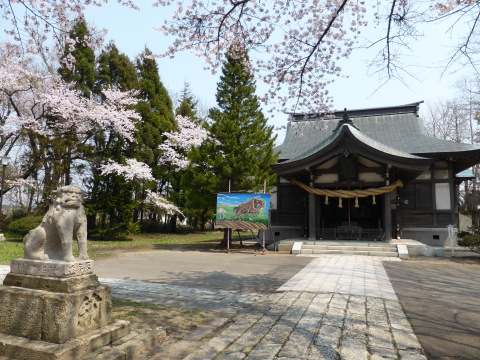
0, 259, 130, 359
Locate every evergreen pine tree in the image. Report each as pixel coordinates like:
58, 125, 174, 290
134, 48, 176, 230
176, 82, 199, 120
185, 48, 277, 230
85, 42, 139, 238
58, 18, 96, 98
167, 83, 201, 232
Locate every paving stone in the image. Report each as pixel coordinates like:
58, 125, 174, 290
307, 345, 341, 360
368, 324, 395, 350
397, 349, 428, 360
391, 328, 422, 350
261, 321, 294, 343
277, 327, 317, 358
216, 351, 247, 360
245, 343, 282, 360
339, 335, 369, 360
370, 346, 398, 359
315, 325, 341, 348
183, 336, 233, 360
227, 321, 269, 353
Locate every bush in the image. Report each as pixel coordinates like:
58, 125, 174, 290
0, 212, 10, 233
457, 234, 480, 254
7, 216, 43, 236
457, 231, 471, 239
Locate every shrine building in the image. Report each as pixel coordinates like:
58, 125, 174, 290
269, 102, 480, 246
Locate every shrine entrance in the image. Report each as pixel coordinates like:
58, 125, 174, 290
317, 195, 384, 241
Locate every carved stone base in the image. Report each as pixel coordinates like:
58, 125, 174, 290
3, 273, 100, 293
10, 258, 93, 278
0, 284, 112, 344
0, 258, 131, 359
0, 319, 130, 360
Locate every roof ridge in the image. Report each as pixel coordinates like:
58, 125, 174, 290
289, 101, 424, 121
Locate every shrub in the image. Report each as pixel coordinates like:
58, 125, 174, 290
457, 231, 471, 239
0, 212, 10, 233
457, 234, 480, 254
7, 216, 43, 236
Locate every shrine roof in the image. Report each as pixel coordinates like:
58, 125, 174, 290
276, 102, 480, 163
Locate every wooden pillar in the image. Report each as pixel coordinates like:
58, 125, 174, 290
308, 192, 316, 240
384, 165, 392, 241
383, 192, 392, 241
308, 173, 316, 240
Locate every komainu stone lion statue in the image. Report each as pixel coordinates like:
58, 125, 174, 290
23, 185, 88, 262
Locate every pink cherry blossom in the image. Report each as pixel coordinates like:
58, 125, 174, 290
145, 189, 183, 216
98, 158, 155, 181
158, 115, 209, 170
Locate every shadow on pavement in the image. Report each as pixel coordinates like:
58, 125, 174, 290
384, 259, 480, 360
94, 250, 313, 294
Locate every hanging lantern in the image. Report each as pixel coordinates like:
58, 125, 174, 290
372, 195, 376, 205
355, 197, 359, 208
325, 195, 329, 205
339, 197, 343, 208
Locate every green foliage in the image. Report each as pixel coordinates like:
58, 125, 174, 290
97, 42, 139, 92
459, 188, 480, 233
457, 231, 471, 239
168, 83, 203, 232
58, 18, 97, 97
134, 47, 175, 176
458, 234, 480, 254
85, 42, 140, 238
133, 48, 176, 231
0, 213, 10, 233
183, 48, 277, 230
7, 216, 43, 236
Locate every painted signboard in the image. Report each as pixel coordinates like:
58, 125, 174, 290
216, 193, 270, 227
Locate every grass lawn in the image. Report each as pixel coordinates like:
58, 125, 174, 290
0, 232, 233, 265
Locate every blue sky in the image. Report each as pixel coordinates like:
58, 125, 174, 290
84, 3, 472, 143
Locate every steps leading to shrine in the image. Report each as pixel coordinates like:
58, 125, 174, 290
292, 241, 400, 257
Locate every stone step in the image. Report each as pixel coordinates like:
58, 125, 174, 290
302, 241, 396, 247
291, 241, 400, 257
301, 245, 398, 252
298, 249, 399, 257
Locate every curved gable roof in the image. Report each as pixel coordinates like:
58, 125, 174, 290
272, 122, 432, 175
276, 103, 480, 163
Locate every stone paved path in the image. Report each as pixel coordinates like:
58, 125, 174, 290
181, 256, 426, 360
101, 278, 263, 314
0, 255, 427, 359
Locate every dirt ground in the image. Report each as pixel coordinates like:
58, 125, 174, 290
109, 298, 227, 359
385, 253, 480, 360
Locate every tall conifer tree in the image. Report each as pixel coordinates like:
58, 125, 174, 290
85, 42, 139, 237
58, 18, 96, 98
134, 48, 175, 229
208, 47, 277, 192
186, 47, 277, 229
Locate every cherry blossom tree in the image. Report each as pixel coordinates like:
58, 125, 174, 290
0, 39, 147, 216
156, 0, 480, 112
0, 41, 141, 171
145, 189, 183, 216
158, 115, 209, 170
4, 1, 480, 113
98, 158, 155, 181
